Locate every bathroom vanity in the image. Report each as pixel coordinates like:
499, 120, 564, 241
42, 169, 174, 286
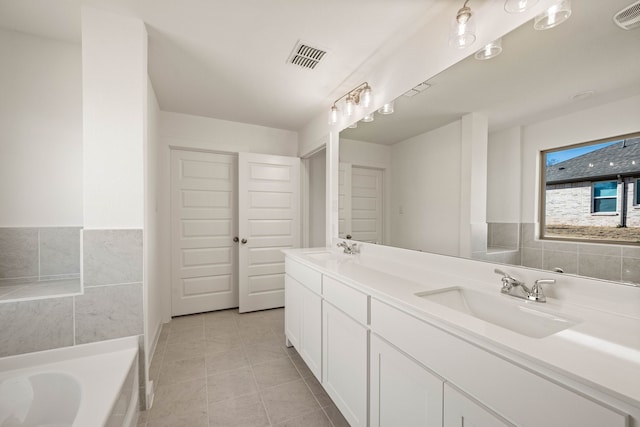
283, 244, 640, 427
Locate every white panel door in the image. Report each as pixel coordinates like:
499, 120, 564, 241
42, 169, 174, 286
351, 166, 383, 243
238, 153, 300, 313
170, 150, 238, 316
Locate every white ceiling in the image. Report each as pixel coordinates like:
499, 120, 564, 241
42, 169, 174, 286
342, 0, 640, 144
0, 0, 449, 131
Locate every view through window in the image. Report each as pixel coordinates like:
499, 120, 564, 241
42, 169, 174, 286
542, 135, 640, 244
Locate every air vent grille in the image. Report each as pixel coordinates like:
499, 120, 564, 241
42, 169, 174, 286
614, 0, 640, 30
288, 41, 327, 70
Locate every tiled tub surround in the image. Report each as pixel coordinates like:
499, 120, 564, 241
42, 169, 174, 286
0, 227, 82, 300
0, 229, 143, 357
138, 308, 349, 427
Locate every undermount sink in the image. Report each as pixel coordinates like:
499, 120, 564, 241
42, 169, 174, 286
416, 287, 581, 338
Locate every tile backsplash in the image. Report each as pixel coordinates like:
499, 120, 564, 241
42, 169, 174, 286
0, 226, 81, 284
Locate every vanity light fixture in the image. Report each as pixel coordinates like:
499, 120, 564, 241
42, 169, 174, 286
378, 100, 395, 115
348, 121, 358, 129
449, 0, 476, 48
362, 112, 375, 122
474, 38, 503, 60
504, 0, 539, 13
534, 0, 572, 30
328, 82, 373, 125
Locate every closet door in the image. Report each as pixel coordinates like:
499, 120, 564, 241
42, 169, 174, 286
170, 150, 238, 316
238, 153, 301, 313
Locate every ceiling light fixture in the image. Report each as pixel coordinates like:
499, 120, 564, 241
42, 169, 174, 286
362, 113, 375, 123
328, 82, 373, 125
474, 38, 503, 60
534, 0, 572, 30
378, 101, 395, 115
504, 0, 539, 13
449, 0, 476, 49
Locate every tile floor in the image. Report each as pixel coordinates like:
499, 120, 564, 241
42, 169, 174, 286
137, 308, 350, 427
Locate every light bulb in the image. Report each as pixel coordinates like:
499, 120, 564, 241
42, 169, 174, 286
449, 5, 476, 48
474, 38, 502, 60
329, 105, 338, 125
345, 94, 355, 117
361, 85, 372, 108
534, 0, 571, 30
504, 0, 538, 13
378, 101, 395, 115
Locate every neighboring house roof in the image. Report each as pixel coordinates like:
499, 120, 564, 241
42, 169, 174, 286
545, 137, 640, 184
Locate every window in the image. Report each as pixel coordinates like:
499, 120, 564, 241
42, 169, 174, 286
592, 181, 617, 213
541, 134, 640, 244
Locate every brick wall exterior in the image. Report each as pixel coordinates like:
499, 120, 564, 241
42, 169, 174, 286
546, 178, 640, 227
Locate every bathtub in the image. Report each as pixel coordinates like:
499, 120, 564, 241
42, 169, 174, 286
0, 336, 138, 427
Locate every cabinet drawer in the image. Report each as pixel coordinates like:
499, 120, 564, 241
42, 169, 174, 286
323, 276, 369, 325
285, 257, 322, 295
371, 299, 628, 427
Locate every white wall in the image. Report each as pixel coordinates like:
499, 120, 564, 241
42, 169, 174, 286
82, 8, 147, 229
157, 111, 298, 320
0, 29, 82, 227
521, 94, 640, 224
487, 127, 522, 223
390, 120, 462, 256
144, 78, 161, 395
307, 149, 326, 247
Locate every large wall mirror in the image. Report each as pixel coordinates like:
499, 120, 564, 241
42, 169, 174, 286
0, 25, 83, 301
339, 0, 640, 285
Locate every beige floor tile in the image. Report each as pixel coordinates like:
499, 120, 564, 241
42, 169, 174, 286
289, 353, 314, 379
260, 379, 321, 425
204, 332, 244, 354
146, 409, 208, 427
158, 357, 206, 386
163, 339, 206, 362
168, 314, 204, 331
149, 379, 207, 420
274, 408, 334, 427
323, 404, 350, 427
303, 375, 333, 408
167, 327, 205, 344
208, 393, 270, 427
205, 349, 250, 375
207, 366, 258, 403
137, 410, 148, 426
244, 340, 289, 365
252, 358, 301, 390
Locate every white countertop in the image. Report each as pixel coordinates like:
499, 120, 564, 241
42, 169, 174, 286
283, 247, 640, 410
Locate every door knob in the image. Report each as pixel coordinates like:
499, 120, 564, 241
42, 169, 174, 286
233, 237, 239, 242
241, 238, 248, 244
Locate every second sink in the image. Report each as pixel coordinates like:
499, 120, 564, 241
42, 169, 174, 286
415, 287, 580, 338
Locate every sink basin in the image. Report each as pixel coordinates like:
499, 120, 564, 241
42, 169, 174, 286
416, 287, 580, 338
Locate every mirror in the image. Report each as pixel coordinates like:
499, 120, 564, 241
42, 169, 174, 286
0, 27, 83, 301
339, 0, 640, 284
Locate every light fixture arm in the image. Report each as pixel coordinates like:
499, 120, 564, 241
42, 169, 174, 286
332, 82, 371, 108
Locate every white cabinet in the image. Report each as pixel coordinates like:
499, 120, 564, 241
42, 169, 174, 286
322, 301, 368, 427
444, 384, 513, 427
284, 265, 322, 380
370, 334, 444, 427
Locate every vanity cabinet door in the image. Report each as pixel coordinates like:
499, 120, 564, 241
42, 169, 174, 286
284, 274, 301, 348
299, 283, 322, 380
370, 334, 444, 427
322, 301, 368, 427
444, 384, 514, 427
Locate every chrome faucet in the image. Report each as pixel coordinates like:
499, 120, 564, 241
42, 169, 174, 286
337, 241, 358, 254
494, 269, 555, 303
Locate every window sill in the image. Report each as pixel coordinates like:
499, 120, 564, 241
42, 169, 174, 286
591, 212, 619, 216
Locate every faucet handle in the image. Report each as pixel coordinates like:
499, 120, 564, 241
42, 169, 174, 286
529, 279, 555, 302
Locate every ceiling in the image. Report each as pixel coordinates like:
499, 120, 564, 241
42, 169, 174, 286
342, 0, 640, 145
0, 0, 450, 131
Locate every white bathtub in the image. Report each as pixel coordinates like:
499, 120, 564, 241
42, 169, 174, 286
0, 336, 139, 427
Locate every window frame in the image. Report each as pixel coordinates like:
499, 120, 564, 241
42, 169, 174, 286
591, 180, 618, 214
539, 132, 640, 246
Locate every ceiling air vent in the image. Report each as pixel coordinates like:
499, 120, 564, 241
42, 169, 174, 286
614, 0, 640, 30
288, 41, 327, 70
